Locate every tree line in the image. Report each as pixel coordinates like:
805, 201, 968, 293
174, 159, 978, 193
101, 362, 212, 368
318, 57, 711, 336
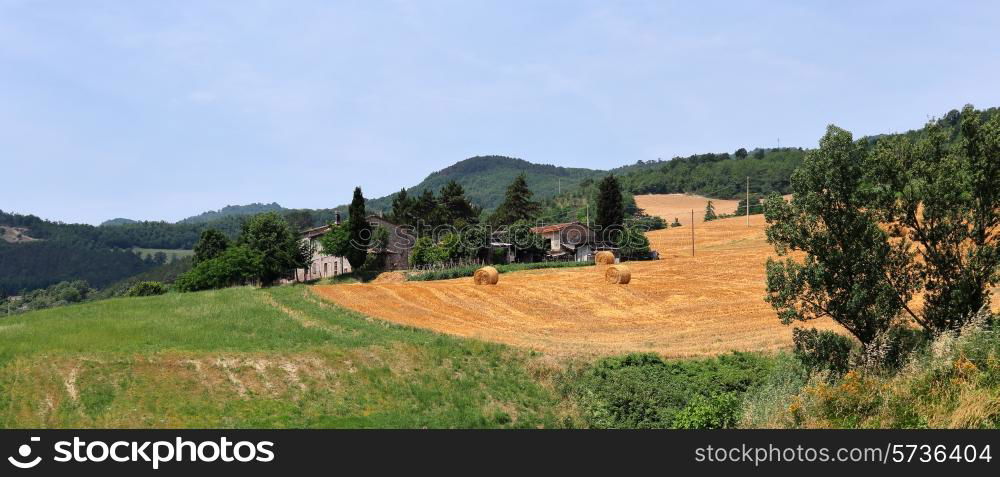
617, 148, 807, 199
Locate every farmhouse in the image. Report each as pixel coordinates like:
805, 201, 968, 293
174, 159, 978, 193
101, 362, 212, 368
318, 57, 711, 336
294, 223, 353, 281
529, 222, 596, 262
366, 214, 412, 270
293, 214, 413, 281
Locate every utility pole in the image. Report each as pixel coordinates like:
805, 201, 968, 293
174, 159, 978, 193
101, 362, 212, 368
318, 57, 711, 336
690, 209, 695, 256
746, 176, 750, 227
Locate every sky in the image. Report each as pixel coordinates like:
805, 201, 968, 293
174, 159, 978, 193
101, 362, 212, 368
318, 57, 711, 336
2, 1, 999, 225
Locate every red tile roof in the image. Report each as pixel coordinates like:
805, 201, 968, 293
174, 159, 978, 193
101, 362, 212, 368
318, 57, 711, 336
529, 222, 580, 234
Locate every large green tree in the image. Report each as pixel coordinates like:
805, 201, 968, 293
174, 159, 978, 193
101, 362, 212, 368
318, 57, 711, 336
238, 212, 312, 286
595, 175, 624, 230
193, 229, 230, 264
490, 174, 541, 225
764, 126, 916, 346
870, 106, 1000, 331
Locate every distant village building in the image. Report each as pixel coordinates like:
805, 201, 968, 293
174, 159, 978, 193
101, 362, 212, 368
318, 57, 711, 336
528, 222, 596, 262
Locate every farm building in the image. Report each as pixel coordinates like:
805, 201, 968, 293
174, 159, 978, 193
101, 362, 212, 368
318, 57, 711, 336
529, 222, 596, 262
293, 214, 413, 281
367, 214, 412, 270
294, 223, 353, 281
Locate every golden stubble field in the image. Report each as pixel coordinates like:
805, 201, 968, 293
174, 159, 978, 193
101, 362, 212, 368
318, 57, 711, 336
634, 193, 740, 226
313, 194, 847, 358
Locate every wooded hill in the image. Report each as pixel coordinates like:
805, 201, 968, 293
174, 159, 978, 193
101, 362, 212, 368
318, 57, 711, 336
364, 155, 602, 212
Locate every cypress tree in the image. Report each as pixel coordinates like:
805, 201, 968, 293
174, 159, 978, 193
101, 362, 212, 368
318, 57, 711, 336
595, 175, 624, 230
346, 187, 369, 269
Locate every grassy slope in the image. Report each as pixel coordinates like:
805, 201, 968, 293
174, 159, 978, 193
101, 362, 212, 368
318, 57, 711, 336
0, 286, 568, 428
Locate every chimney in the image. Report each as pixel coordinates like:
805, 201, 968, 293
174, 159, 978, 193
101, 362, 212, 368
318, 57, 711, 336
334, 211, 341, 225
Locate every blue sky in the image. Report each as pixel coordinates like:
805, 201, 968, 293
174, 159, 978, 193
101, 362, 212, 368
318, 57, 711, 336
2, 1, 998, 224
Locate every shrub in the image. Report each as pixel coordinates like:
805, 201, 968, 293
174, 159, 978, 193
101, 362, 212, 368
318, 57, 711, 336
125, 281, 167, 297
563, 352, 775, 428
175, 245, 262, 292
752, 310, 1000, 428
792, 328, 854, 377
858, 325, 928, 372
673, 392, 741, 429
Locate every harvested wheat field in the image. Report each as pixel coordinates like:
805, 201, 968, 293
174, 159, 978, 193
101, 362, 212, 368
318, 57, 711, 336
313, 203, 844, 358
634, 194, 739, 225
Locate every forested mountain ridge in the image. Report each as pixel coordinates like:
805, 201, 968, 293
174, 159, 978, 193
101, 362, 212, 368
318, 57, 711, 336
177, 202, 286, 224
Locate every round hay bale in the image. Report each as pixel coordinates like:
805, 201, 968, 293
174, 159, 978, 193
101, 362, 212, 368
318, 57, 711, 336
604, 265, 631, 285
595, 251, 616, 265
473, 266, 499, 285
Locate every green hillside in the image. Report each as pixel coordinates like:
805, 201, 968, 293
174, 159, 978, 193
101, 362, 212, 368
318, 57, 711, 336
99, 218, 139, 226
177, 202, 287, 224
0, 286, 566, 428
0, 240, 160, 295
365, 155, 604, 213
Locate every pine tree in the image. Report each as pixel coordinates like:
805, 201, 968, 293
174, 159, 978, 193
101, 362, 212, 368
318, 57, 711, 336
411, 189, 442, 230
704, 201, 718, 221
389, 188, 413, 225
438, 180, 478, 226
490, 174, 540, 225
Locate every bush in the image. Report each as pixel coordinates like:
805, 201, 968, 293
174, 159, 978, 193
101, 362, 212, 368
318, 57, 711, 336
563, 352, 776, 428
673, 392, 741, 429
858, 325, 928, 371
792, 328, 854, 377
125, 281, 167, 297
1, 280, 94, 314
175, 245, 262, 292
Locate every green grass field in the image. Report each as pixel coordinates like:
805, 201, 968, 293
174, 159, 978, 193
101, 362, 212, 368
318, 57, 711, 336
0, 286, 569, 428
131, 247, 194, 263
